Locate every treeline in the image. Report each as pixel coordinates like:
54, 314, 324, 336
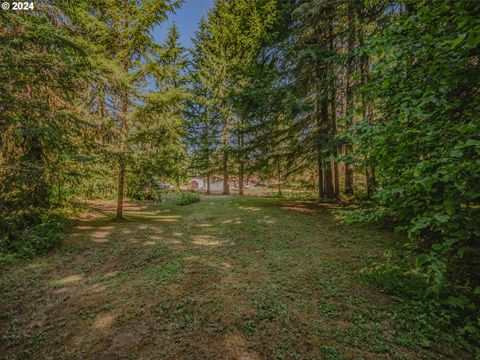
186, 0, 480, 343
1, 1, 187, 258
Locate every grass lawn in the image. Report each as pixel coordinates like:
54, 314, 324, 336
0, 195, 466, 359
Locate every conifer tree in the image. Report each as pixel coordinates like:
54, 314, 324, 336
0, 2, 100, 211
130, 22, 188, 196
95, 0, 180, 219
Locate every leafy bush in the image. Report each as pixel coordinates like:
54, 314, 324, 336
175, 191, 200, 206
362, 256, 480, 352
0, 209, 67, 267
348, 1, 480, 340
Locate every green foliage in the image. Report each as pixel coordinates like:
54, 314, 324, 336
0, 209, 67, 267
349, 0, 480, 313
319, 345, 345, 360
0, 5, 96, 211
362, 256, 479, 351
175, 192, 200, 206
186, 0, 277, 184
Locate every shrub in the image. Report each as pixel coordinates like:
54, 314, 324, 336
0, 209, 67, 267
176, 191, 200, 206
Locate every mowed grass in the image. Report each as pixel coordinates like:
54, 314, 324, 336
0, 196, 462, 359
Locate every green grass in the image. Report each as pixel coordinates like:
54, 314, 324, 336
0, 195, 475, 359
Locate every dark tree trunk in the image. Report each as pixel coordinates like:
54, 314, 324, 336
322, 97, 335, 199
239, 132, 244, 196
333, 161, 340, 197
206, 173, 211, 194
239, 165, 244, 195
116, 92, 128, 220
328, 16, 340, 198
317, 155, 324, 198
366, 165, 375, 198
98, 86, 105, 145
222, 151, 229, 195
358, 1, 376, 198
344, 0, 356, 195
276, 157, 282, 196
222, 111, 230, 195
324, 160, 335, 199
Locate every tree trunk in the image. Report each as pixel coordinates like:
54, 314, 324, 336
206, 173, 211, 194
239, 164, 244, 195
317, 155, 324, 198
322, 97, 335, 199
333, 161, 340, 197
98, 85, 106, 145
276, 157, 282, 196
324, 160, 334, 199
222, 109, 230, 195
223, 151, 229, 195
344, 0, 356, 195
239, 132, 244, 195
328, 16, 340, 198
330, 79, 340, 197
366, 165, 375, 198
116, 92, 128, 220
358, 1, 376, 198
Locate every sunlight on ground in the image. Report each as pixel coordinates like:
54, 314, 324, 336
197, 223, 213, 227
281, 205, 313, 213
76, 225, 96, 230
143, 241, 156, 246
53, 274, 83, 286
104, 271, 119, 278
238, 206, 261, 211
153, 217, 180, 222
92, 230, 110, 239
91, 230, 111, 243
163, 238, 183, 245
192, 235, 221, 246
85, 283, 106, 294
92, 313, 115, 330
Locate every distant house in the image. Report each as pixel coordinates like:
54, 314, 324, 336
188, 175, 263, 192
188, 178, 204, 190
209, 175, 225, 191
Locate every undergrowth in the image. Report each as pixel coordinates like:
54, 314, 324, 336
175, 191, 200, 206
362, 254, 480, 355
0, 208, 68, 268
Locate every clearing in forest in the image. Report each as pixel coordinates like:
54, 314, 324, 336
0, 196, 459, 359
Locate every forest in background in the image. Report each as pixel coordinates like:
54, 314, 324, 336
1, 0, 479, 352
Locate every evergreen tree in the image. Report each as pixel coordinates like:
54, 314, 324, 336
186, 18, 221, 193
96, 0, 180, 219
129, 23, 188, 196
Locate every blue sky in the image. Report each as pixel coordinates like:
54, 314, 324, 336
153, 0, 214, 50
